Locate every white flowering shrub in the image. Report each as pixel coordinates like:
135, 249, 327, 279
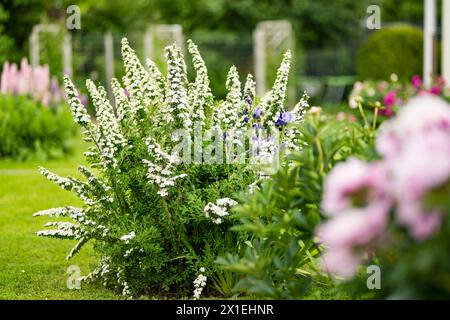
33, 38, 309, 297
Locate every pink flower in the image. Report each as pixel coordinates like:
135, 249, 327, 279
353, 81, 363, 92
436, 76, 446, 87
383, 90, 397, 107
377, 105, 394, 117
336, 112, 346, 122
320, 248, 361, 279
430, 86, 442, 95
412, 75, 423, 89
347, 114, 357, 123
317, 209, 387, 248
376, 95, 450, 159
391, 130, 450, 240
316, 208, 388, 278
321, 158, 391, 217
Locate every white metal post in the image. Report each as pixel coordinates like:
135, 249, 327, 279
254, 27, 266, 96
424, 0, 436, 88
443, 0, 450, 82
104, 31, 114, 101
62, 33, 73, 76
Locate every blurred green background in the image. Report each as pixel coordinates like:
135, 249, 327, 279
0, 0, 428, 105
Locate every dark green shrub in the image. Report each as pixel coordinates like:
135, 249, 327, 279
356, 24, 423, 81
0, 94, 77, 160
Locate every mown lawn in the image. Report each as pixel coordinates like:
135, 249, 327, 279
0, 137, 121, 299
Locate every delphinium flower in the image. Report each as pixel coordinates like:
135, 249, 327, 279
274, 111, 293, 127
203, 198, 238, 224
282, 92, 310, 151
193, 267, 207, 299
187, 39, 213, 126
164, 44, 192, 130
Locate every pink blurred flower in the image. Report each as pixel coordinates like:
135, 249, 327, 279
0, 58, 64, 106
317, 208, 388, 278
412, 75, 422, 89
353, 81, 363, 92
317, 209, 387, 249
347, 114, 357, 123
377, 105, 394, 117
321, 158, 391, 217
336, 112, 346, 122
430, 86, 442, 96
383, 90, 397, 107
391, 130, 450, 240
320, 248, 361, 279
376, 95, 450, 159
436, 76, 446, 87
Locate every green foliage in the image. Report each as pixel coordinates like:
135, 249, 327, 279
217, 113, 373, 299
0, 94, 77, 160
0, 0, 48, 66
356, 24, 423, 81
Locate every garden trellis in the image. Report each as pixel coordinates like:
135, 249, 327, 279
29, 24, 72, 76
253, 20, 294, 102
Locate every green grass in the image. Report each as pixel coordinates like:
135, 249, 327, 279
0, 137, 121, 299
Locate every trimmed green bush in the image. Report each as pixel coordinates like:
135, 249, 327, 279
0, 94, 77, 160
356, 24, 423, 81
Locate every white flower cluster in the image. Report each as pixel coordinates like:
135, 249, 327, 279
204, 198, 238, 224
213, 66, 242, 130
187, 40, 213, 125
117, 267, 132, 297
193, 267, 207, 300
120, 231, 135, 244
63, 75, 92, 129
261, 50, 291, 128
254, 137, 280, 166
143, 138, 187, 197
243, 73, 256, 101
38, 167, 73, 191
165, 45, 191, 130
87, 79, 127, 169
121, 38, 163, 116
33, 206, 109, 259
